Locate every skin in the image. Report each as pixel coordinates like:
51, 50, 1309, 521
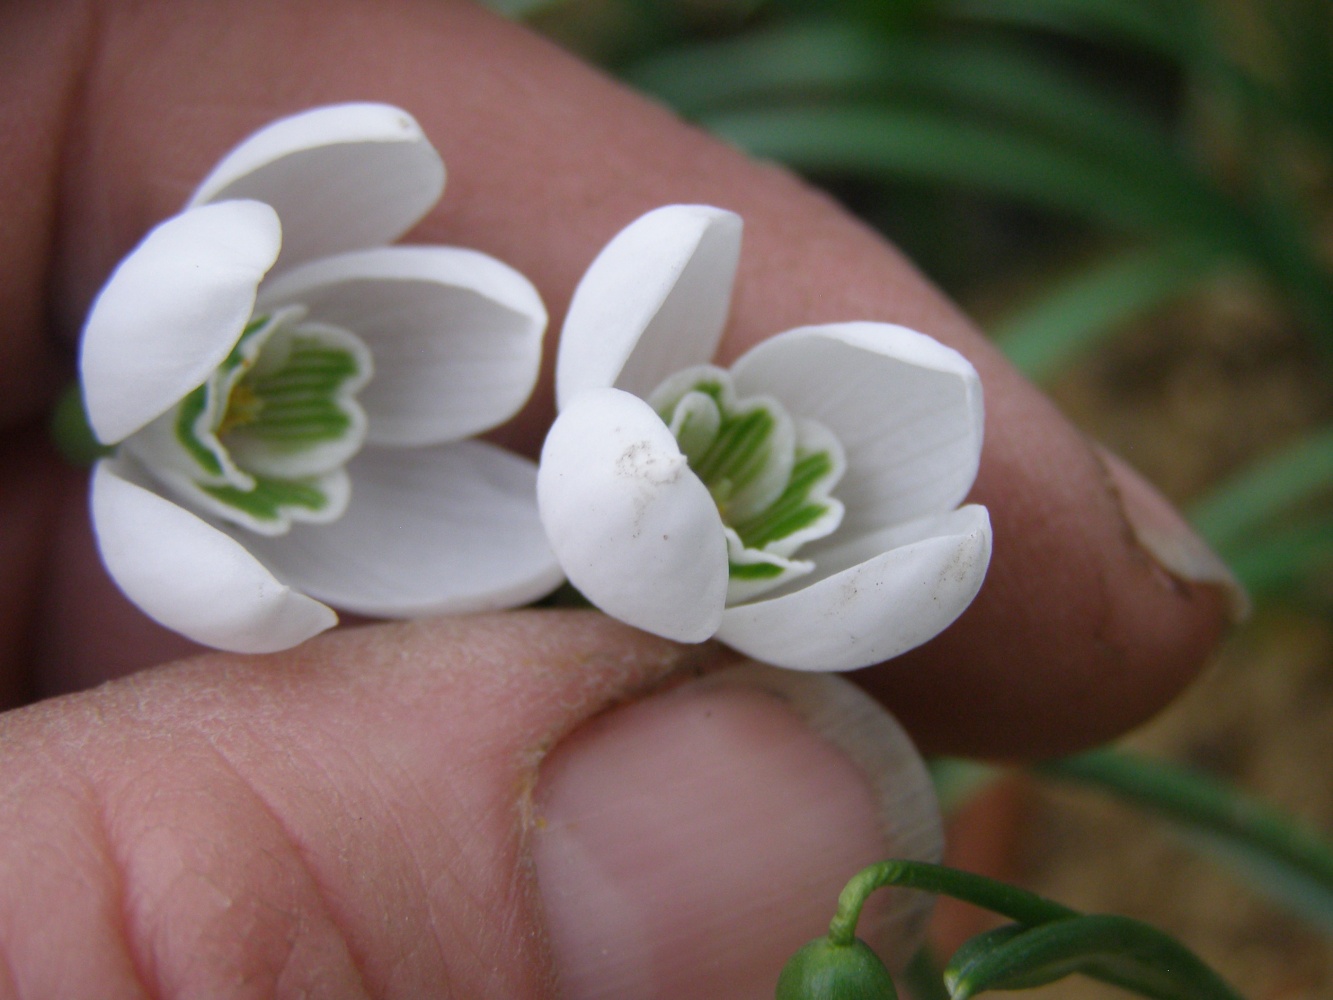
0, 1, 1234, 995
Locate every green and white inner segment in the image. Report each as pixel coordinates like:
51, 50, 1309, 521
126, 306, 373, 535
650, 365, 846, 603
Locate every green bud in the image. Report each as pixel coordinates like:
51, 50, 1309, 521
775, 936, 898, 1000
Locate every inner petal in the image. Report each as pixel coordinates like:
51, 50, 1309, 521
649, 366, 846, 603
125, 306, 372, 536
224, 319, 373, 478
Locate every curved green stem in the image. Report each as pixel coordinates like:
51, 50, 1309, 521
828, 860, 1076, 946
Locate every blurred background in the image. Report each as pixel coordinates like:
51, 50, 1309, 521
487, 0, 1333, 996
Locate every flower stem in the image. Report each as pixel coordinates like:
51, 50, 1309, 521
827, 860, 1075, 947
819, 860, 1244, 1000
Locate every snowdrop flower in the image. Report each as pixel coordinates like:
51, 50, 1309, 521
537, 205, 992, 671
81, 103, 562, 653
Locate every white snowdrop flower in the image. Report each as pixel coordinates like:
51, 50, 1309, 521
81, 103, 562, 653
538, 205, 991, 671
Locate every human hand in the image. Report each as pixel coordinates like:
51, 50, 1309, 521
0, 1, 1241, 996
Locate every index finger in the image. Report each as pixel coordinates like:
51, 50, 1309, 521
2, 0, 1239, 755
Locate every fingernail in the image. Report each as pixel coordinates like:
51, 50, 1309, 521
532, 663, 941, 1000
1100, 448, 1251, 622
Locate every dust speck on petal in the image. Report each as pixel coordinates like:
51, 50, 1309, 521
616, 440, 685, 485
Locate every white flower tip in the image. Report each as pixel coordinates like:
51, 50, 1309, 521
717, 504, 993, 672
192, 103, 445, 209
80, 200, 282, 444
187, 103, 446, 274
555, 204, 744, 410
537, 388, 728, 642
91, 460, 336, 653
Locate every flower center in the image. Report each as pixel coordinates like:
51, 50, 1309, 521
649, 365, 846, 603
125, 306, 373, 536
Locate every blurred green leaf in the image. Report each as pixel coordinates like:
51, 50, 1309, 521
993, 239, 1225, 382
699, 104, 1241, 241
1190, 426, 1333, 555
480, 0, 565, 17
1262, 0, 1333, 151
944, 915, 1244, 1000
1038, 749, 1333, 933
628, 20, 1175, 158
629, 21, 1235, 240
929, 757, 999, 814
1223, 511, 1333, 603
946, 0, 1207, 65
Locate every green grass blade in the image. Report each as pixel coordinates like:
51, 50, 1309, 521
946, 0, 1205, 64
928, 757, 999, 815
1264, 0, 1333, 151
629, 22, 1238, 240
624, 19, 888, 114
945, 915, 1244, 1000
1189, 426, 1333, 555
699, 104, 1242, 242
993, 240, 1226, 382
628, 21, 1175, 163
1037, 749, 1333, 932
1222, 511, 1333, 602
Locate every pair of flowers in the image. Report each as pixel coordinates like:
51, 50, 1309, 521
82, 103, 991, 672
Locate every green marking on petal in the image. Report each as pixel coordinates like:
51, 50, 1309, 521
230, 331, 366, 448
692, 405, 777, 497
172, 314, 278, 483
734, 450, 837, 549
728, 560, 786, 580
200, 473, 332, 523
174, 383, 223, 477
651, 366, 847, 603
150, 307, 371, 535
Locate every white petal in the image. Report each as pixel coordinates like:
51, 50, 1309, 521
79, 200, 281, 443
258, 245, 545, 445
716, 505, 992, 671
245, 442, 563, 616
556, 205, 741, 409
730, 323, 984, 532
538, 388, 728, 642
190, 103, 445, 275
91, 458, 336, 653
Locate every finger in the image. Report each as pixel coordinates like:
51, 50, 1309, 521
6, 0, 1238, 754
0, 613, 939, 999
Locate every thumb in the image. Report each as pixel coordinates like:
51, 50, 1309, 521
0, 611, 939, 999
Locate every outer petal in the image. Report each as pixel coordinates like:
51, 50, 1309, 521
246, 441, 564, 616
716, 505, 992, 671
556, 205, 741, 409
80, 200, 281, 443
538, 388, 728, 642
258, 245, 546, 446
91, 458, 336, 653
190, 103, 445, 275
730, 323, 984, 533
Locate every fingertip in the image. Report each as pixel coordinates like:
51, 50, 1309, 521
859, 433, 1236, 759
